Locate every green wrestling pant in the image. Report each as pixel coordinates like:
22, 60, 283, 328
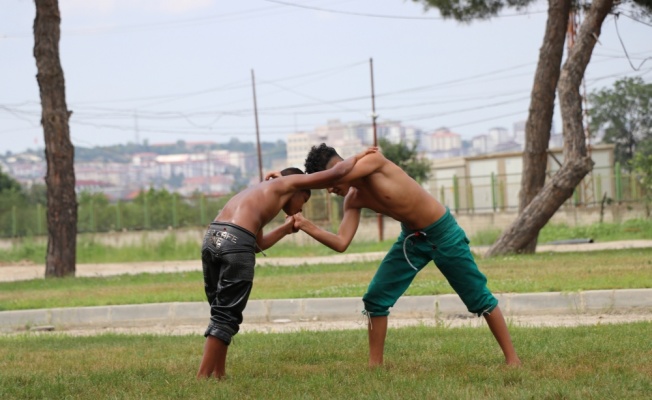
362, 208, 498, 317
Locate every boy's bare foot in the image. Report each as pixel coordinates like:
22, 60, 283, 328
506, 357, 522, 366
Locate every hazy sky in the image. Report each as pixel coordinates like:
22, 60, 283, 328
1, 0, 650, 154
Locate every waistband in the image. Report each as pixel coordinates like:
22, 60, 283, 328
400, 207, 457, 242
207, 221, 257, 249
210, 221, 256, 239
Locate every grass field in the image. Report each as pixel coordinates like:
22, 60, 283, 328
2, 218, 652, 264
1, 323, 650, 399
1, 248, 651, 311
1, 220, 651, 398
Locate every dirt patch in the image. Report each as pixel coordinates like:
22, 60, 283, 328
0, 259, 35, 267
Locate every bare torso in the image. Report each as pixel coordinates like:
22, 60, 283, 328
346, 155, 446, 231
214, 181, 291, 234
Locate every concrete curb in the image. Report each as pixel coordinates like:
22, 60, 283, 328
1, 289, 650, 333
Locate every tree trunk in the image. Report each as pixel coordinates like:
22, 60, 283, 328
517, 0, 571, 254
486, 0, 613, 257
33, 0, 77, 277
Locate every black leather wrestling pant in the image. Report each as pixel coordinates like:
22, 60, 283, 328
201, 222, 256, 345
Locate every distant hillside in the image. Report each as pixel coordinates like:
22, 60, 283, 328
45, 139, 288, 166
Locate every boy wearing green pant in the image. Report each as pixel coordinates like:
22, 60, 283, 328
269, 143, 520, 367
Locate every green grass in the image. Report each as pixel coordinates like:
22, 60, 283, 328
1, 323, 650, 399
3, 218, 652, 264
1, 248, 651, 311
0, 233, 393, 265
465, 218, 652, 246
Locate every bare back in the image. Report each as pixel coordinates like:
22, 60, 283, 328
344, 153, 446, 230
215, 180, 293, 234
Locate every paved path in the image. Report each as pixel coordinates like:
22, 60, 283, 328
2, 240, 652, 283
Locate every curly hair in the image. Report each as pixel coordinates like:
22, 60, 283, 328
304, 143, 341, 174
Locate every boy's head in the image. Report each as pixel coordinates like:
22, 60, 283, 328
304, 143, 350, 197
280, 167, 311, 215
304, 143, 342, 174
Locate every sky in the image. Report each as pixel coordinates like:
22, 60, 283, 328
1, 0, 651, 155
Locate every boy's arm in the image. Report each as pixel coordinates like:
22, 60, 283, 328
294, 205, 361, 253
327, 151, 384, 184
264, 146, 378, 183
286, 146, 377, 190
256, 216, 297, 251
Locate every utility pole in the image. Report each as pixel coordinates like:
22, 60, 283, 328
251, 69, 264, 182
133, 111, 140, 145
370, 58, 383, 241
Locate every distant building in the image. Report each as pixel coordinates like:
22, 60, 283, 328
421, 128, 463, 159
513, 120, 526, 147
488, 127, 511, 145
471, 134, 490, 155
425, 128, 462, 152
286, 118, 423, 168
549, 133, 564, 149
1, 153, 45, 186
287, 132, 314, 169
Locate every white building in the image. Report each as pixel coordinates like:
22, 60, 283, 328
488, 127, 511, 145
286, 119, 426, 169
426, 128, 462, 152
287, 132, 314, 169
513, 121, 526, 147
471, 134, 490, 154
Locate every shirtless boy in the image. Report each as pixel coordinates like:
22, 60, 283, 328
197, 147, 376, 379
286, 143, 520, 367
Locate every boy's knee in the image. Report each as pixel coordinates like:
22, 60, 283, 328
468, 296, 499, 317
362, 298, 390, 317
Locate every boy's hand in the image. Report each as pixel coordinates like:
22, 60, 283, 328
293, 212, 306, 231
355, 146, 379, 161
284, 215, 299, 234
265, 171, 282, 180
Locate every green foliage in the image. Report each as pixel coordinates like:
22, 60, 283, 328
631, 151, 652, 205
0, 185, 236, 237
412, 0, 536, 22
589, 77, 652, 169
0, 167, 22, 193
0, 173, 42, 237
411, 1, 652, 24
378, 138, 431, 183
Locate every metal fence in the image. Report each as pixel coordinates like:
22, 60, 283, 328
0, 165, 647, 238
429, 165, 646, 214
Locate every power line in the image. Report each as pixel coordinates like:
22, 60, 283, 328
72, 60, 367, 107
620, 11, 652, 29
1, 4, 296, 39
613, 13, 652, 71
262, 0, 547, 20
